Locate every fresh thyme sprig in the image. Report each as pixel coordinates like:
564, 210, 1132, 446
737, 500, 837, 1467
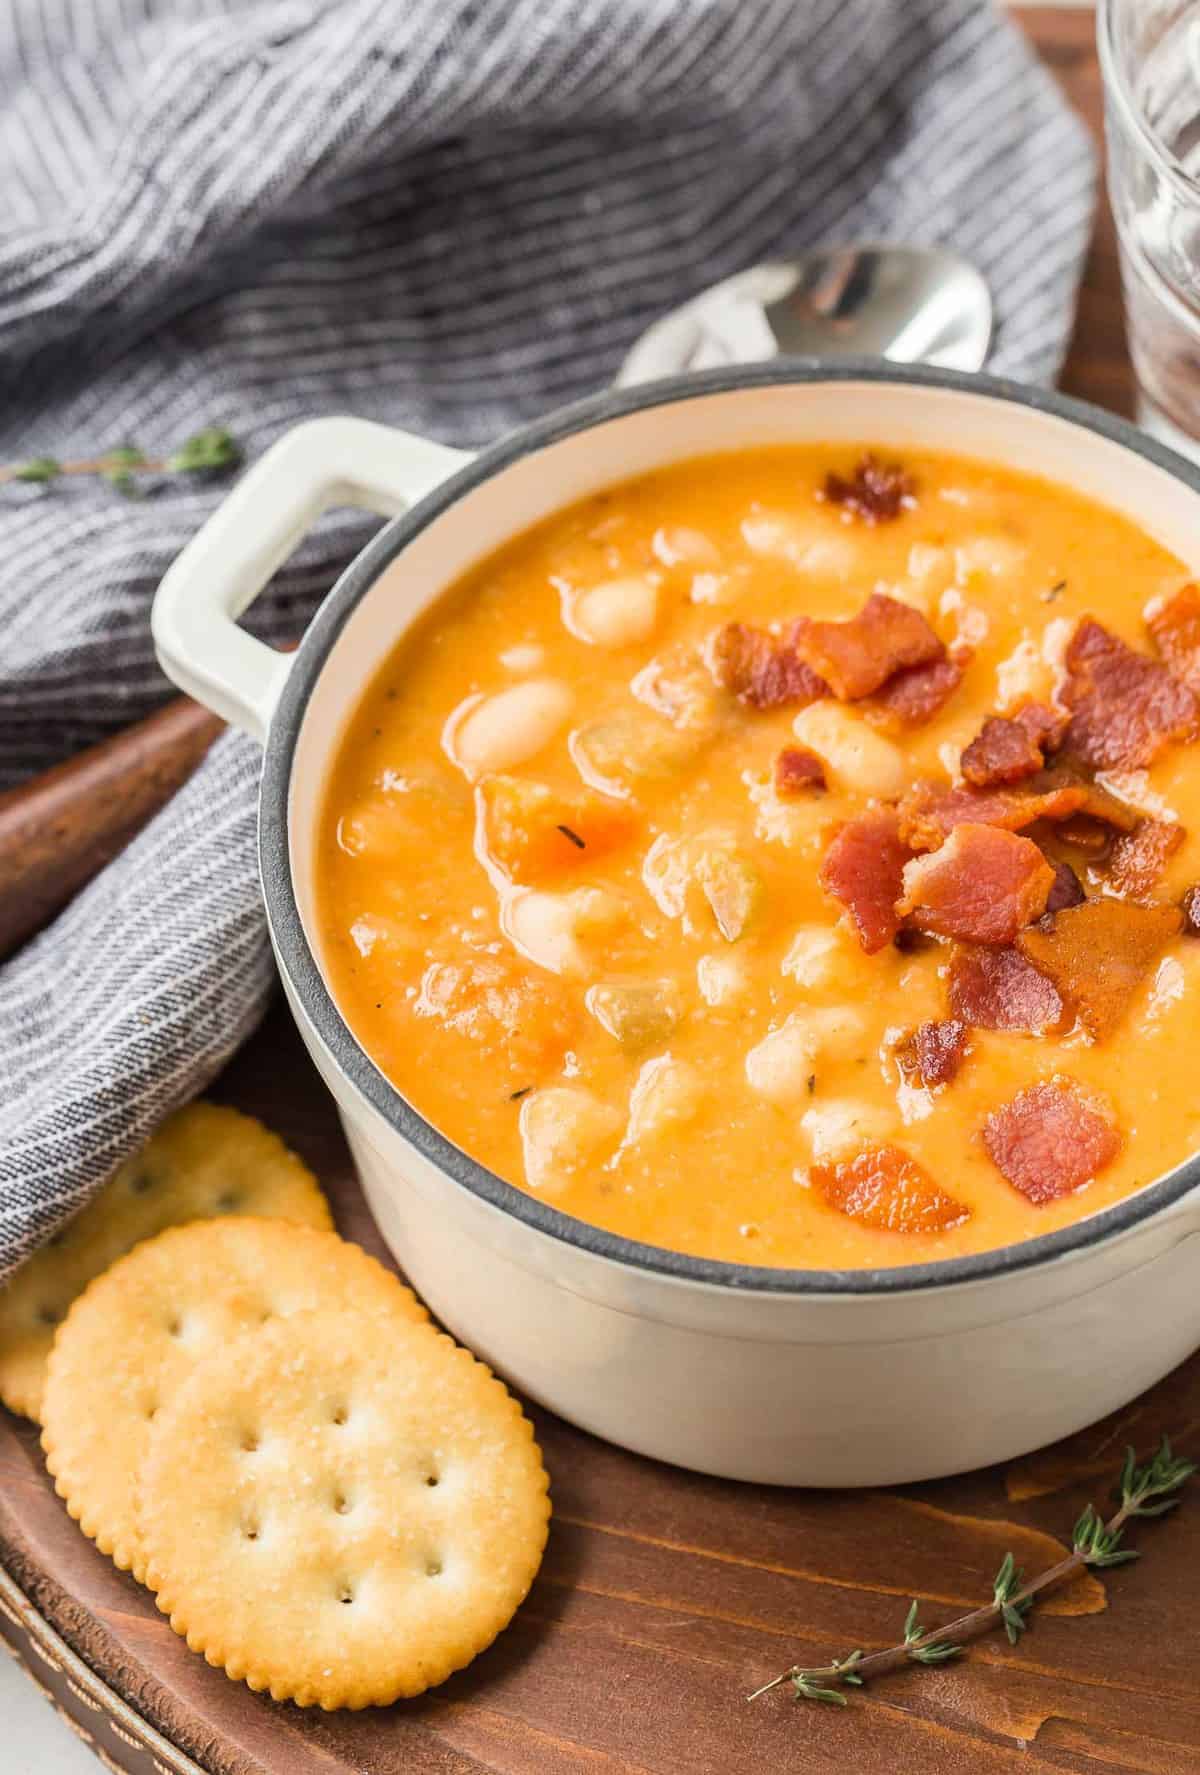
748, 1435, 1195, 1709
1, 427, 241, 496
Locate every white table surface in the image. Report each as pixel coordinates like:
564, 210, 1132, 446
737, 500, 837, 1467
1, 1650, 103, 1775
2, 0, 1095, 1766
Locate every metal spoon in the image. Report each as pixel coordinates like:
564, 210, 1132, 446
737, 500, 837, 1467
616, 245, 993, 386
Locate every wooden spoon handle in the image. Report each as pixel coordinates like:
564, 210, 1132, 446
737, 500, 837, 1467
0, 697, 225, 961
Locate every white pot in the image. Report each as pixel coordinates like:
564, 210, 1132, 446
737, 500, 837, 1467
152, 364, 1200, 1486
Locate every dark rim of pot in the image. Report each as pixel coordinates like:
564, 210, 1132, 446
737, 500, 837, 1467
260, 359, 1200, 1296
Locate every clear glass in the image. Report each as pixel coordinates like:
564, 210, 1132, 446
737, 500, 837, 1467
1101, 0, 1200, 456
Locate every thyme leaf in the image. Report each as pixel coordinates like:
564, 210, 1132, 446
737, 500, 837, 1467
748, 1435, 1194, 1709
2, 428, 241, 493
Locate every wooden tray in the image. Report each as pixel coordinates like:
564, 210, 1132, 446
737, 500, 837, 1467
5, 12, 1200, 1771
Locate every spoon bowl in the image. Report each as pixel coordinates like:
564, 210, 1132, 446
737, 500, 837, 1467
617, 245, 993, 385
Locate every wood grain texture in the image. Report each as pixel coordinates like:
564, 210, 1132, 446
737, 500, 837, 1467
0, 695, 222, 960
4, 12, 1200, 1772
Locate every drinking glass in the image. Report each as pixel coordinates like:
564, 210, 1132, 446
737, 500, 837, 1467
1101, 0, 1200, 454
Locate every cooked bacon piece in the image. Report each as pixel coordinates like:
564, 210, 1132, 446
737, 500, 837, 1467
708, 621, 828, 711
1183, 886, 1200, 936
960, 701, 1067, 787
1147, 582, 1200, 693
1060, 617, 1199, 771
898, 824, 1055, 946
774, 744, 826, 796
870, 647, 969, 727
983, 1077, 1121, 1204
895, 1019, 970, 1089
813, 1144, 968, 1233
1017, 898, 1182, 1040
948, 945, 1064, 1034
1054, 814, 1114, 858
1105, 819, 1185, 902
1044, 858, 1086, 914
1056, 773, 1142, 835
822, 455, 915, 525
819, 807, 914, 954
792, 593, 944, 701
897, 777, 1089, 851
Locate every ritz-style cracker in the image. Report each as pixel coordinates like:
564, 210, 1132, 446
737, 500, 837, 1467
137, 1307, 551, 1708
39, 1219, 427, 1582
0, 1103, 332, 1422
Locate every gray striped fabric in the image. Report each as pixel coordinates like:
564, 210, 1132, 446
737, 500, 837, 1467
0, 0, 1094, 1281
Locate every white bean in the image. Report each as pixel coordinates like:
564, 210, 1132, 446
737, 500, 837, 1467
504, 885, 623, 978
569, 577, 659, 648
520, 1087, 622, 1196
448, 678, 573, 778
792, 703, 908, 799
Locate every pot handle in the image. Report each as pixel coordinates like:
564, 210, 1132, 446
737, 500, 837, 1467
152, 417, 471, 741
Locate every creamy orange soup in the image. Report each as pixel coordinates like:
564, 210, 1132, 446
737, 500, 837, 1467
315, 445, 1200, 1269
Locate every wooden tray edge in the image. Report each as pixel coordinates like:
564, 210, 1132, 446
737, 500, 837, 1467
0, 1556, 207, 1775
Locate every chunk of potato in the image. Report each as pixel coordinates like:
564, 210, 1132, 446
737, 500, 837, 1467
994, 634, 1058, 711
570, 710, 698, 797
791, 703, 908, 799
520, 1087, 622, 1196
801, 1097, 897, 1160
568, 577, 660, 648
625, 1056, 705, 1144
745, 1008, 867, 1105
780, 924, 853, 990
335, 771, 465, 859
631, 646, 723, 733
696, 951, 749, 1006
741, 511, 858, 579
955, 534, 1027, 581
643, 831, 762, 942
652, 524, 721, 569
449, 679, 573, 778
586, 980, 682, 1054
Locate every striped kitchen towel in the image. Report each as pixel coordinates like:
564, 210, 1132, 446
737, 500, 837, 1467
0, 0, 1093, 1279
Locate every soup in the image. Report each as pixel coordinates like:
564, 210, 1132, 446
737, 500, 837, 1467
314, 445, 1200, 1269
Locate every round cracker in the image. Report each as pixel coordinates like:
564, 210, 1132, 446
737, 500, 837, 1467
138, 1307, 550, 1708
40, 1220, 426, 1582
0, 1103, 331, 1422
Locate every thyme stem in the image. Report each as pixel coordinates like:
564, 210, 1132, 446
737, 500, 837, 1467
0, 427, 240, 493
750, 1435, 1194, 1708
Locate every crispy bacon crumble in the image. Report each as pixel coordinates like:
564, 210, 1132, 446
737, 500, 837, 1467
1060, 617, 1199, 771
774, 745, 827, 796
870, 647, 970, 727
812, 1144, 968, 1233
708, 621, 828, 710
792, 592, 944, 701
983, 1077, 1121, 1204
960, 702, 1067, 787
1017, 899, 1182, 1041
820, 807, 914, 954
1146, 582, 1200, 694
895, 1019, 970, 1089
897, 824, 1056, 946
821, 454, 916, 525
948, 945, 1064, 1034
1106, 819, 1186, 902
